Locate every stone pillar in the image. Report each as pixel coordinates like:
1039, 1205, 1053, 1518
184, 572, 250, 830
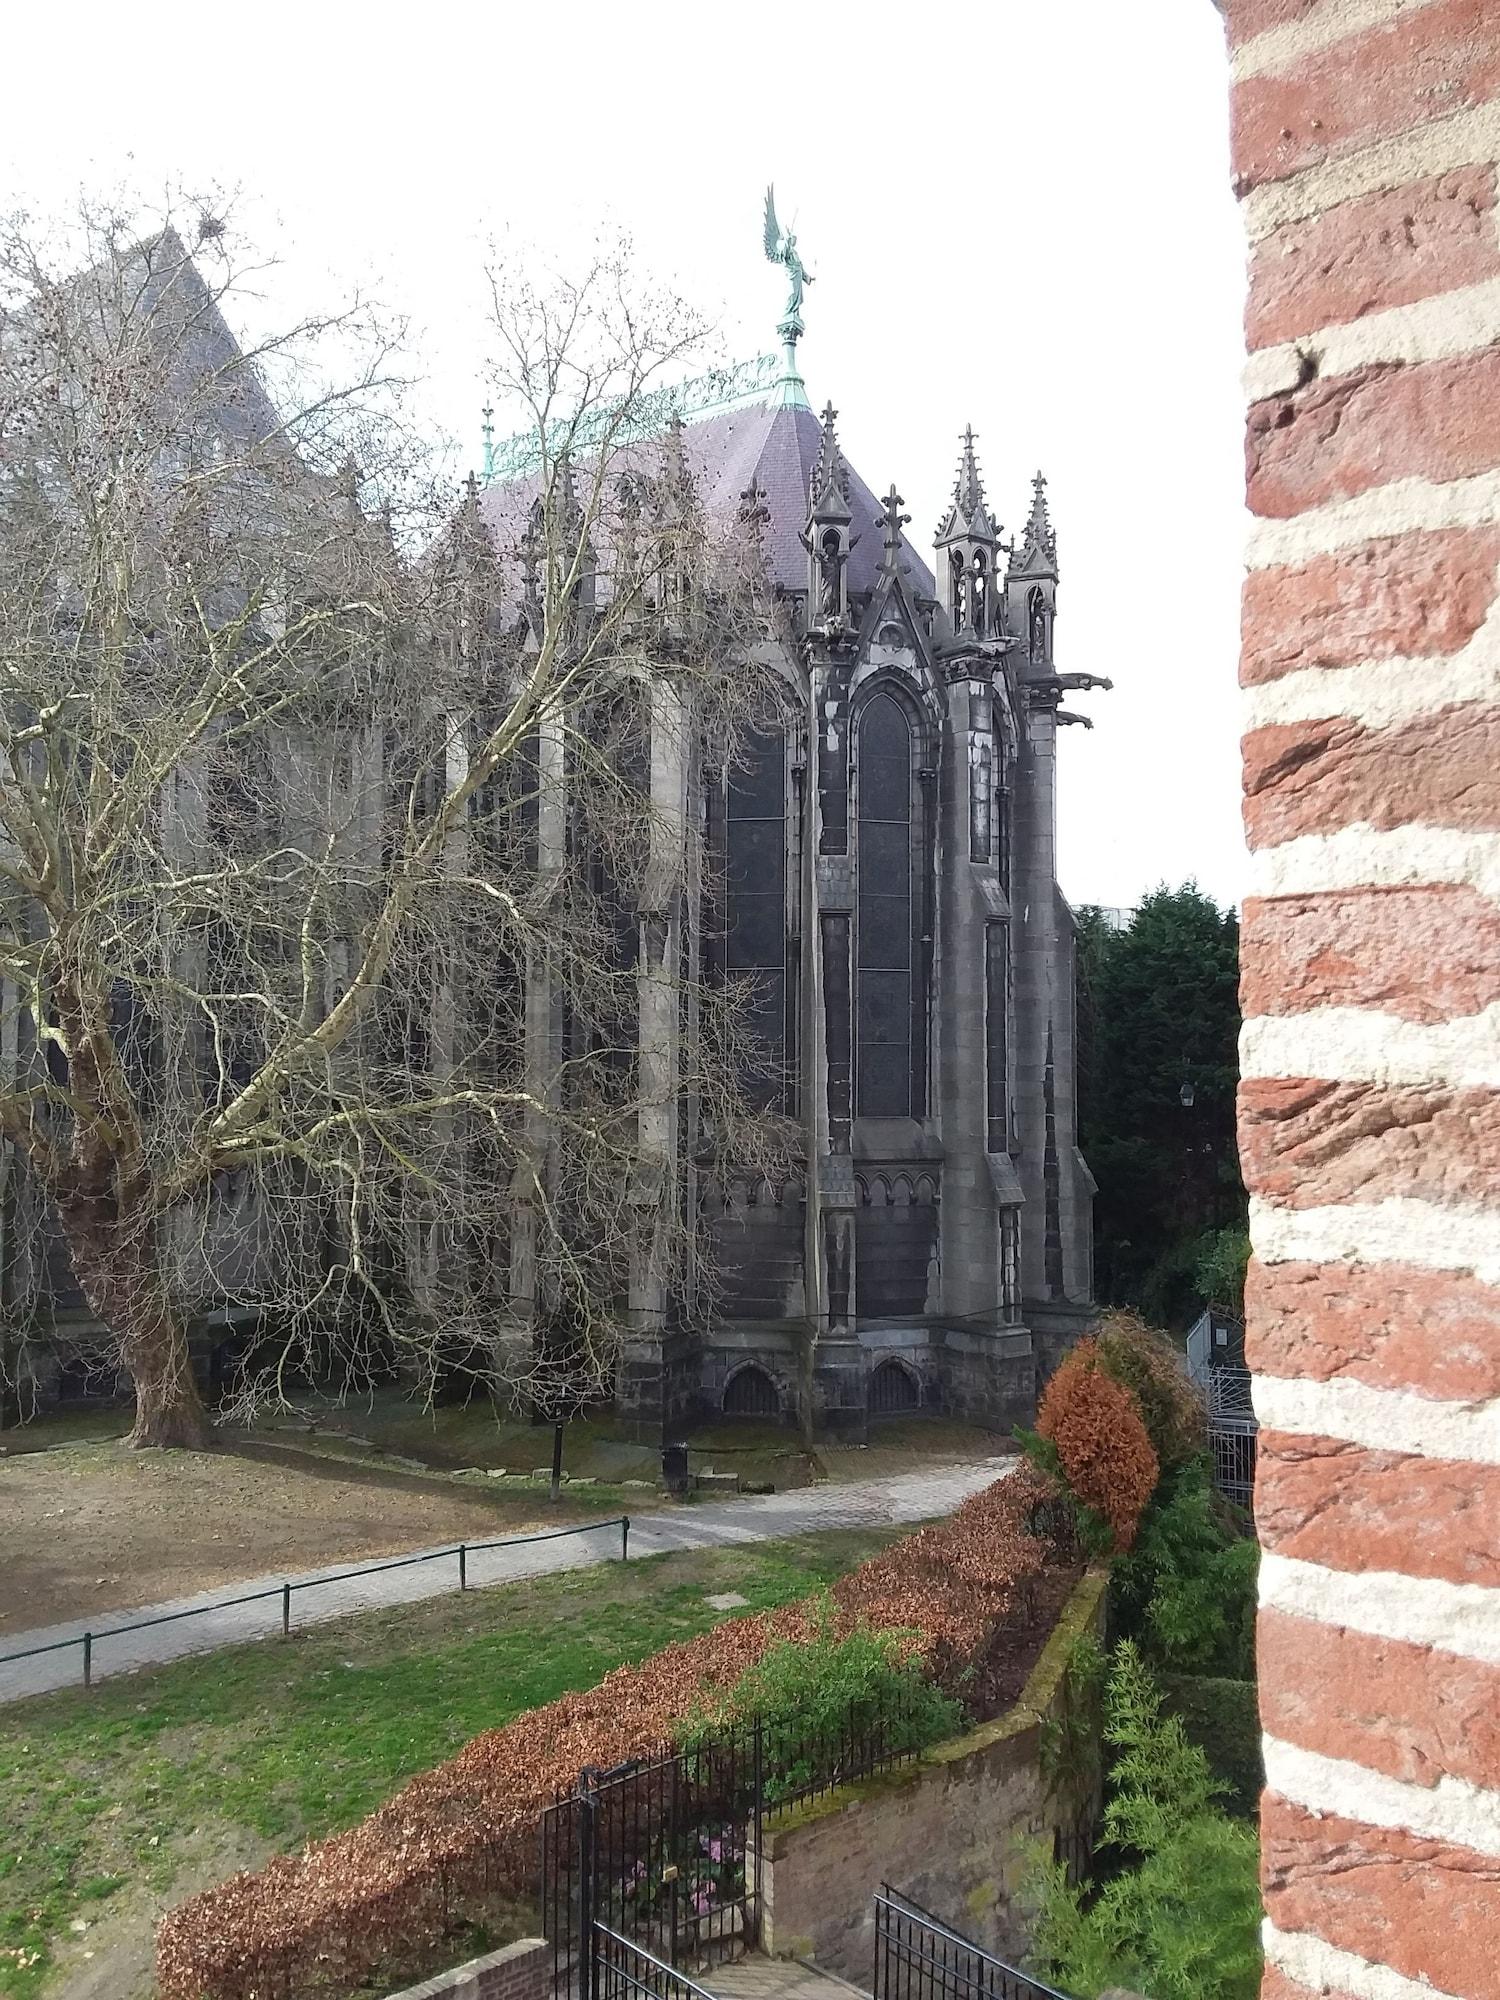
936, 665, 1005, 1323
1011, 690, 1063, 1311
1223, 5, 1500, 1997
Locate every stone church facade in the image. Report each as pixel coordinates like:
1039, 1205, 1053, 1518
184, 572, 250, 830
478, 377, 1103, 1435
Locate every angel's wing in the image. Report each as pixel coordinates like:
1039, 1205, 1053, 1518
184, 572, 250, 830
763, 185, 781, 261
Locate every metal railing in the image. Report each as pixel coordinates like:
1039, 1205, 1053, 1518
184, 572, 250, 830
0, 1513, 631, 1692
873, 1887, 1074, 2000
591, 1924, 720, 2000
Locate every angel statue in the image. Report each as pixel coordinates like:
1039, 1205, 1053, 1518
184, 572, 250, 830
764, 185, 814, 337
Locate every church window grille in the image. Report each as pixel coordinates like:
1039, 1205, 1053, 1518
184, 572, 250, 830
724, 724, 789, 1110
869, 1357, 921, 1415
723, 1362, 780, 1416
856, 693, 924, 1118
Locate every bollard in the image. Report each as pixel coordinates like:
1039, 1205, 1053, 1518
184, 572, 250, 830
281, 1582, 291, 1638
82, 1631, 92, 1690
621, 1515, 630, 1563
459, 1543, 468, 1593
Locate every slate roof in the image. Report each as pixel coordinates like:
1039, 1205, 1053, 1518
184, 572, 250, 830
477, 394, 937, 601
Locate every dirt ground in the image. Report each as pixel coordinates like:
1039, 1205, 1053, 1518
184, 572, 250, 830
0, 1442, 585, 1635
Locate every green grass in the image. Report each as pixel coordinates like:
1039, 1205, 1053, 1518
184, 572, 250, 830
0, 1527, 895, 1998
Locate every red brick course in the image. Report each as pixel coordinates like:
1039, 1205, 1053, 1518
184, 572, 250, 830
1225, 0, 1324, 50
1247, 168, 1500, 348
1240, 527, 1500, 682
1262, 1796, 1500, 2000
1232, 0, 1500, 192
1240, 1076, 1500, 1211
1241, 708, 1500, 847
1247, 350, 1500, 519
1257, 1431, 1500, 1589
1260, 1610, 1500, 1792
1246, 1258, 1500, 1402
1240, 887, 1500, 1024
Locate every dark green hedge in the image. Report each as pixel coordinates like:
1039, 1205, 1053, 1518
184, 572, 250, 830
1158, 1672, 1262, 1818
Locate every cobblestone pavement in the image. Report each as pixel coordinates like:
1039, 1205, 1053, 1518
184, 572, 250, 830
0, 1455, 1013, 1704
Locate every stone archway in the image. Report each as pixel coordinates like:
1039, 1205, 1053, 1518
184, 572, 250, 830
1219, 8, 1500, 1998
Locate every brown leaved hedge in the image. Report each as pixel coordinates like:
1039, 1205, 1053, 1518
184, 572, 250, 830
1037, 1337, 1160, 1552
156, 1462, 1064, 2000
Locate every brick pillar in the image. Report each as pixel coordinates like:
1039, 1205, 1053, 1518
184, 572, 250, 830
1223, 4, 1500, 1997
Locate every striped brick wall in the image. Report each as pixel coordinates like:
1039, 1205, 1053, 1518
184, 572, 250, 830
1222, 3, 1500, 1997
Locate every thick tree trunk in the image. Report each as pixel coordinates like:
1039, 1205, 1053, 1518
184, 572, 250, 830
57, 1195, 212, 1450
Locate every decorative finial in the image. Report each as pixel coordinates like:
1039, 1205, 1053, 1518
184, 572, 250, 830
955, 427, 985, 518
462, 468, 480, 511
1013, 468, 1057, 574
1026, 471, 1055, 556
763, 185, 814, 409
481, 405, 495, 483
877, 486, 910, 567
808, 403, 850, 516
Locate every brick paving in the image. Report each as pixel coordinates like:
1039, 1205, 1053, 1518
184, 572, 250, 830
0, 1455, 1012, 1704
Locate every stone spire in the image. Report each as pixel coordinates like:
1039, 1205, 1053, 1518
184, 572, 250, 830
1012, 469, 1057, 575
935, 425, 996, 545
808, 402, 851, 521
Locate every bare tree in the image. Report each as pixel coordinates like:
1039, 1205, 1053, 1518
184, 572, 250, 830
0, 196, 788, 1447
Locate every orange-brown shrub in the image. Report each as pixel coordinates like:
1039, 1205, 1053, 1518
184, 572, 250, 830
1037, 1337, 1160, 1553
1092, 1308, 1206, 1471
155, 1462, 1067, 2000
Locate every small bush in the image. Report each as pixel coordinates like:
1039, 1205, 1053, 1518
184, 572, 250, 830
1093, 1309, 1206, 1472
683, 1599, 963, 1802
1113, 1457, 1257, 1679
1037, 1341, 1160, 1552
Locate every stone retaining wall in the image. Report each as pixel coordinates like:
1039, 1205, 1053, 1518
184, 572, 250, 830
757, 1569, 1108, 1982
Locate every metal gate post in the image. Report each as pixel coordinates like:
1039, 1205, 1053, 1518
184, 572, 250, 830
751, 1719, 765, 1945
577, 1772, 598, 2000
668, 1752, 681, 1968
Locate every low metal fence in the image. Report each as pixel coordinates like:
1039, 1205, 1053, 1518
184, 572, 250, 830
873, 1886, 1074, 2000
0, 1513, 631, 1692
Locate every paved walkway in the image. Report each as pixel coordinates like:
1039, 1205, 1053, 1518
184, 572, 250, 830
0, 1456, 1011, 1704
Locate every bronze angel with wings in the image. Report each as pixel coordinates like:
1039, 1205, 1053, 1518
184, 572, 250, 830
764, 186, 814, 328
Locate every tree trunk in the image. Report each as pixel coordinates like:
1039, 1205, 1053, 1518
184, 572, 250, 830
57, 1195, 212, 1450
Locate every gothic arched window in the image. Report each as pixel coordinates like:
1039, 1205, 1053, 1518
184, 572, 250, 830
856, 692, 924, 1118
724, 723, 789, 1109
971, 551, 989, 636
949, 548, 966, 628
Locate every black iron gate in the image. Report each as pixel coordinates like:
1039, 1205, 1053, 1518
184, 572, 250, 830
541, 1728, 763, 1998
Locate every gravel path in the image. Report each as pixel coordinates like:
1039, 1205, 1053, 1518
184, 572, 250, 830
0, 1456, 1012, 1704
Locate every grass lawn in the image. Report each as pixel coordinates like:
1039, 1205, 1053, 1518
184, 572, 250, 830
0, 1526, 898, 2000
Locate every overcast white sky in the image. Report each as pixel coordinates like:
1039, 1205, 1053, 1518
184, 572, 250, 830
6, 0, 1248, 913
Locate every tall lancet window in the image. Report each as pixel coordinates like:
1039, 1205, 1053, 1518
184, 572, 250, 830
856, 693, 923, 1118
724, 725, 789, 1109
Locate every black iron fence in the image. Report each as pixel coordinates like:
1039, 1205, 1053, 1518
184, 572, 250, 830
543, 1689, 941, 1996
0, 1514, 631, 1694
873, 1887, 1074, 2000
